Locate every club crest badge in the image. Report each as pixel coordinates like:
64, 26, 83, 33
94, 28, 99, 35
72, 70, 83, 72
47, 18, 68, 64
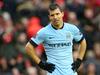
66, 32, 71, 38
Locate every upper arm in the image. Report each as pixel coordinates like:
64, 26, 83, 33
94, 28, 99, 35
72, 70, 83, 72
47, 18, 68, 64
25, 28, 45, 52
30, 29, 45, 46
71, 25, 84, 43
80, 38, 87, 45
25, 42, 35, 51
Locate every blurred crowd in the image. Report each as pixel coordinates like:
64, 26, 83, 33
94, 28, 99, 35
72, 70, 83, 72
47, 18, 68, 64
0, 0, 100, 75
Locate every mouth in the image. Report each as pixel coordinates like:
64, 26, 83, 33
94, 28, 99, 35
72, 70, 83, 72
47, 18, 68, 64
54, 20, 59, 23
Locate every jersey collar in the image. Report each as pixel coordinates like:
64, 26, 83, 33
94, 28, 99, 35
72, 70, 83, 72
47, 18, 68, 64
51, 23, 64, 30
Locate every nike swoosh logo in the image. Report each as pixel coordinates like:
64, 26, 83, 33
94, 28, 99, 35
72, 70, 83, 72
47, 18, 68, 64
49, 37, 54, 39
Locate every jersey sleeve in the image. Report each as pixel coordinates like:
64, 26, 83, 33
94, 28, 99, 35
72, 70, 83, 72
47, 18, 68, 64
31, 29, 45, 45
72, 25, 84, 43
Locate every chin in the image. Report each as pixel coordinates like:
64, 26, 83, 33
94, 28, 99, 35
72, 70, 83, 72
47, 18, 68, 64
54, 22, 59, 25
53, 23, 58, 26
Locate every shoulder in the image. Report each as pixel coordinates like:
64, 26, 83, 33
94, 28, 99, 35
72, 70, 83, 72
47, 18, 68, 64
64, 22, 79, 31
64, 22, 78, 28
37, 24, 50, 35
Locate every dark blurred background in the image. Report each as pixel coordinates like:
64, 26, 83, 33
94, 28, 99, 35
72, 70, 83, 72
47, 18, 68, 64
0, 0, 100, 75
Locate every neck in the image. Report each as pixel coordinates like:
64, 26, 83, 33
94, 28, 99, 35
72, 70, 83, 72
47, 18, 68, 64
52, 21, 64, 29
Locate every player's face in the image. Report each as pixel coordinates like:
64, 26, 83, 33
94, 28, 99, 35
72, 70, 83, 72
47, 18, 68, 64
49, 8, 64, 26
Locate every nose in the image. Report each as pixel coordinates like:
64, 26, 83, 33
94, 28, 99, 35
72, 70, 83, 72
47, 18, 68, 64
53, 15, 57, 19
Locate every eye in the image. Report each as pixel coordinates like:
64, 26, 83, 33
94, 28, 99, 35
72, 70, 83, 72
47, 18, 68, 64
56, 13, 59, 15
50, 14, 54, 17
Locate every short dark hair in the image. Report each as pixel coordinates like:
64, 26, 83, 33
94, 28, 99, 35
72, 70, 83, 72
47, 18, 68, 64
49, 3, 63, 12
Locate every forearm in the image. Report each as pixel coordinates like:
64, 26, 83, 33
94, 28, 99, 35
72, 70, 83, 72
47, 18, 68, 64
71, 39, 86, 71
25, 42, 41, 64
25, 42, 55, 73
78, 39, 87, 60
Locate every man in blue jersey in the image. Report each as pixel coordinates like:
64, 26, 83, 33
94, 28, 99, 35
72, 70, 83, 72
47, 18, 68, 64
25, 3, 87, 75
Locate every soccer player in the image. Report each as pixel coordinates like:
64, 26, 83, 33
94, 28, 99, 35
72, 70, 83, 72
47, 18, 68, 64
25, 3, 87, 75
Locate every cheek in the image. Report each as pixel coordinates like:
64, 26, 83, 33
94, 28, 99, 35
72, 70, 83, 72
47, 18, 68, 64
49, 18, 53, 21
58, 14, 63, 19
50, 17, 54, 21
49, 17, 53, 20
61, 14, 64, 18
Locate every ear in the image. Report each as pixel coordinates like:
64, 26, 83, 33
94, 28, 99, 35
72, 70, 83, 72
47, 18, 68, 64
61, 12, 64, 17
48, 15, 50, 18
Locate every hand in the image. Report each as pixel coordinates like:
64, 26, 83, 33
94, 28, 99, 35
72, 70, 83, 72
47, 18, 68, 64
71, 58, 82, 72
38, 61, 55, 73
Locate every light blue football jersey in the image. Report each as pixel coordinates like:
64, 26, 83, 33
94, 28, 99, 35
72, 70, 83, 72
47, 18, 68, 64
31, 23, 83, 75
